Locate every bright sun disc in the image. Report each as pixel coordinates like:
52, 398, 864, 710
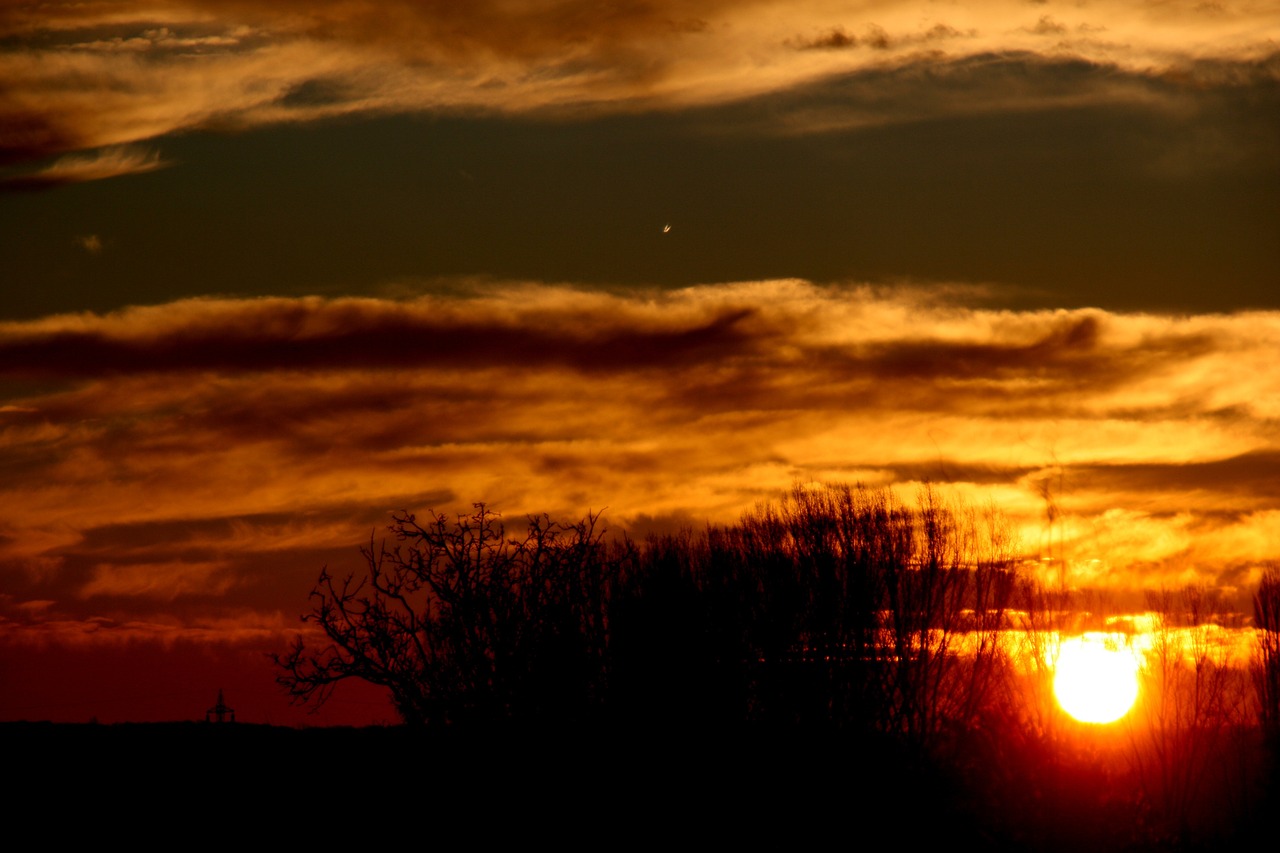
1053, 634, 1141, 724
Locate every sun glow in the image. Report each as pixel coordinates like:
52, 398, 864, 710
1053, 633, 1142, 724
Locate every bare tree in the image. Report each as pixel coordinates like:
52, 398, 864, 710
1127, 585, 1252, 841
275, 504, 613, 726
1254, 566, 1280, 735
275, 485, 1024, 739
721, 483, 1019, 739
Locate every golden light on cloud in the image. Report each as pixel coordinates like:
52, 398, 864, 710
3, 1, 1278, 169
29, 145, 169, 184
0, 279, 1277, 615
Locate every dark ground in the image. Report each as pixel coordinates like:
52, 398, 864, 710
6, 720, 1277, 849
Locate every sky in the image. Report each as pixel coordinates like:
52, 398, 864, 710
1, 0, 1278, 725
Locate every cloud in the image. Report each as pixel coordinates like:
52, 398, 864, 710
2, 1, 1277, 164
1025, 15, 1068, 36
1, 145, 171, 190
789, 22, 970, 52
60, 26, 247, 54
0, 292, 760, 377
1077, 451, 1280, 505
79, 560, 238, 600
0, 603, 294, 649
793, 27, 860, 51
736, 51, 1218, 138
1, 281, 1278, 628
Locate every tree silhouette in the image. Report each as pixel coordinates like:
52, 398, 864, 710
1128, 585, 1253, 841
1255, 566, 1280, 735
276, 485, 1025, 736
274, 504, 613, 727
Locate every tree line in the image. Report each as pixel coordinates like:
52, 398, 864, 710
274, 483, 1280, 846
276, 483, 1280, 740
275, 483, 1034, 733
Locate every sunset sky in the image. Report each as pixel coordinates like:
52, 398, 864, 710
2, 0, 1278, 725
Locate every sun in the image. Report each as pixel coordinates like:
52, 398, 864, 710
1053, 633, 1141, 724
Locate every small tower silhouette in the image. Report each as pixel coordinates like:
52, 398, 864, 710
205, 688, 236, 723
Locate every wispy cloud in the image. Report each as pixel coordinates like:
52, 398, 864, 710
79, 559, 238, 600
2, 1, 1276, 164
1, 145, 171, 189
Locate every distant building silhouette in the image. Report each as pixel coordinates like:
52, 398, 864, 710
205, 688, 236, 723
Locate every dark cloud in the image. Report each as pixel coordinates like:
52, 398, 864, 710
790, 21, 966, 52
862, 315, 1105, 378
792, 27, 859, 51
276, 77, 362, 110
883, 460, 1039, 486
791, 316, 1221, 405
0, 105, 79, 168
1162, 51, 1280, 87
0, 289, 1246, 439
0, 296, 1230, 452
863, 23, 892, 50
1074, 451, 1280, 506
0, 299, 759, 379
1026, 16, 1068, 36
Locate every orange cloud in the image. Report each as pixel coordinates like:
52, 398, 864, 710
1, 280, 1277, 632
1, 144, 170, 189
2, 1, 1276, 169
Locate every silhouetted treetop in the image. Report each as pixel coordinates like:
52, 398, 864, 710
274, 504, 613, 727
277, 483, 1020, 737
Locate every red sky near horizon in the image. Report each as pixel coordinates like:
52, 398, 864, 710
2, 0, 1279, 725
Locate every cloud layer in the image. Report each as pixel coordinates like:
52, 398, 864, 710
2, 281, 1277, 648
4, 1, 1278, 171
